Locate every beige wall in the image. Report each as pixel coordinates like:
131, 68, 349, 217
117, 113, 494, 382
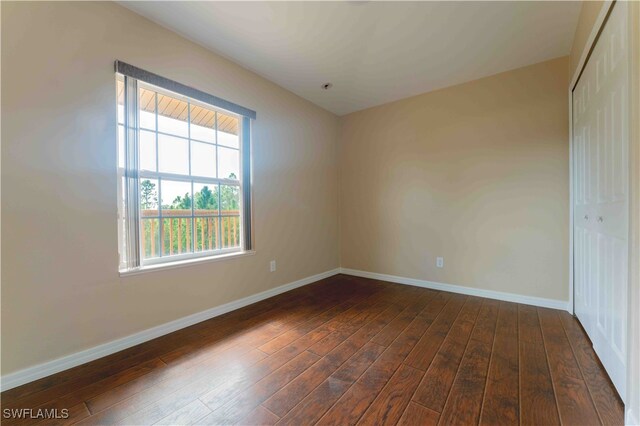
339, 56, 570, 302
570, 1, 605, 79
0, 2, 339, 375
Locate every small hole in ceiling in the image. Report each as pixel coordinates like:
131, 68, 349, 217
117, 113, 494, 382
321, 83, 333, 90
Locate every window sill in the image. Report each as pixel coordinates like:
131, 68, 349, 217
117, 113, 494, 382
119, 250, 255, 277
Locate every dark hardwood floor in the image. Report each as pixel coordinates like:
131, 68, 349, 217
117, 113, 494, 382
0, 274, 624, 425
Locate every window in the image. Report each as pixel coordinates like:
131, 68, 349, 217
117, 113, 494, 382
116, 62, 254, 272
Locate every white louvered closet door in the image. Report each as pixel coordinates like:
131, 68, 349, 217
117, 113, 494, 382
573, 0, 629, 401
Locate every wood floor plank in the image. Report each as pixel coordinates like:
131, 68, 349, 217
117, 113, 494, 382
0, 350, 172, 415
153, 399, 211, 426
1, 358, 167, 426
95, 347, 278, 426
357, 364, 423, 426
234, 405, 279, 426
194, 290, 399, 419
77, 348, 268, 425
370, 291, 434, 347
256, 294, 373, 354
84, 344, 262, 416
398, 402, 440, 426
263, 316, 391, 418
538, 307, 601, 425
403, 294, 467, 371
27, 402, 91, 426
308, 303, 405, 357
316, 299, 393, 340
316, 292, 455, 425
559, 312, 624, 425
275, 342, 387, 426
161, 282, 370, 365
275, 377, 352, 426
195, 329, 329, 410
479, 301, 519, 426
260, 356, 338, 415
518, 305, 561, 426
437, 299, 499, 426
195, 351, 320, 425
82, 284, 366, 419
411, 297, 482, 412
1, 276, 624, 426
263, 302, 401, 419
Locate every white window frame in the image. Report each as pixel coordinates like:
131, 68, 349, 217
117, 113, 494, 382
116, 62, 254, 273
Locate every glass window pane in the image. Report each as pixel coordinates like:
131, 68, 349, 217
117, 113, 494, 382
194, 183, 219, 216
140, 178, 159, 214
195, 217, 218, 252
117, 106, 124, 125
220, 216, 241, 249
157, 93, 188, 137
118, 124, 125, 169
190, 105, 215, 142
117, 79, 124, 125
217, 112, 239, 148
191, 141, 216, 178
141, 218, 160, 259
220, 184, 240, 214
161, 180, 192, 217
139, 87, 156, 130
162, 217, 193, 256
158, 134, 189, 175
119, 77, 249, 266
139, 130, 156, 172
218, 146, 239, 180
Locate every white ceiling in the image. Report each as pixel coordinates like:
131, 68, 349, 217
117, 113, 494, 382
121, 1, 582, 116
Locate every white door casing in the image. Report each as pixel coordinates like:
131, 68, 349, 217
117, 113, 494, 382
573, 0, 629, 401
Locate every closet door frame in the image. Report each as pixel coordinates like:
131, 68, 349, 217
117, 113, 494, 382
569, 0, 614, 319
568, 1, 640, 423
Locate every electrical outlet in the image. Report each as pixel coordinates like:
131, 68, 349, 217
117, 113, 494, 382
270, 260, 276, 272
436, 257, 444, 268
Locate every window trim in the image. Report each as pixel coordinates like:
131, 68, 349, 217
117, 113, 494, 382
119, 250, 256, 277
116, 62, 254, 273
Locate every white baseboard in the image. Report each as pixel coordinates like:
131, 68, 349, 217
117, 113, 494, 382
628, 408, 639, 426
340, 268, 571, 312
0, 268, 341, 392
